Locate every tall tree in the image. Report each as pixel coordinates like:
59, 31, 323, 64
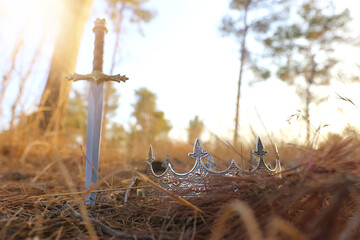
187, 115, 203, 144
38, 0, 93, 135
220, 0, 290, 147
262, 0, 353, 144
131, 87, 171, 146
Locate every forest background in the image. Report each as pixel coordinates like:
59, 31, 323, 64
1, 0, 360, 168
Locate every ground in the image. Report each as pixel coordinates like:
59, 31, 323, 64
0, 137, 359, 239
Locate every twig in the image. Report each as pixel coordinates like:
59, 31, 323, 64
19, 140, 51, 163
266, 216, 307, 240
55, 152, 98, 240
32, 158, 57, 182
80, 145, 112, 189
0, 207, 23, 240
254, 106, 278, 158
124, 177, 137, 204
203, 123, 246, 160
29, 186, 151, 198
64, 203, 151, 239
136, 172, 206, 215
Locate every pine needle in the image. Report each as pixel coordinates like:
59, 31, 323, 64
136, 171, 206, 215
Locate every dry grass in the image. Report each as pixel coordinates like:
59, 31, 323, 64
0, 134, 360, 239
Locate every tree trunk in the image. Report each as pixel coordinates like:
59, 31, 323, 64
304, 84, 311, 145
305, 59, 316, 146
38, 0, 93, 136
233, 8, 249, 147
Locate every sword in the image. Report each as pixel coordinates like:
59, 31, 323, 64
67, 18, 129, 205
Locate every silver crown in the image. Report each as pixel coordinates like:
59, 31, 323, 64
143, 137, 281, 197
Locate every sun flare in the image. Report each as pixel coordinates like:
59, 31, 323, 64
1, 0, 64, 40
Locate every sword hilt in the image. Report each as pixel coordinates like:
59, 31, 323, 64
66, 18, 129, 84
92, 18, 108, 72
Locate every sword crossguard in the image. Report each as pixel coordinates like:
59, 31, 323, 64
67, 70, 129, 84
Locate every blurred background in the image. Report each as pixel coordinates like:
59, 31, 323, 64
0, 0, 359, 167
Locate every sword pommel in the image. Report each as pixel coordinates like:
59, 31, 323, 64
93, 18, 108, 34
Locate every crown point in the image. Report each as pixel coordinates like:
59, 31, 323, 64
188, 138, 209, 159
254, 136, 268, 158
257, 136, 263, 149
146, 145, 155, 163
205, 155, 216, 170
194, 138, 203, 151
162, 154, 171, 168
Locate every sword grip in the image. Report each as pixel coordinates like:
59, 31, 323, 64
92, 18, 108, 72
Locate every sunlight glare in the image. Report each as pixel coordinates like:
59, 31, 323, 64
1, 0, 64, 39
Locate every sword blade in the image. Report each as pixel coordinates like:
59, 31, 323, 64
85, 81, 104, 205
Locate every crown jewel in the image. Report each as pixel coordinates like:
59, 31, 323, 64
141, 137, 281, 197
